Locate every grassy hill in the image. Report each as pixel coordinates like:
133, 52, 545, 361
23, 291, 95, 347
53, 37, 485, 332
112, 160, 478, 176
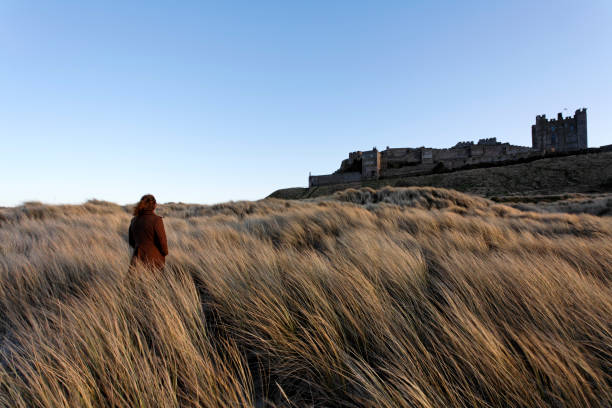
0, 187, 610, 407
270, 151, 612, 200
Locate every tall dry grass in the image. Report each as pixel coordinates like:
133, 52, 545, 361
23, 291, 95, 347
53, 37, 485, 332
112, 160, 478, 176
0, 187, 610, 407
491, 193, 612, 216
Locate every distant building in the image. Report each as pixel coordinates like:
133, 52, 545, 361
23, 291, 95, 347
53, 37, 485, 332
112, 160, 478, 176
309, 109, 588, 187
532, 108, 587, 152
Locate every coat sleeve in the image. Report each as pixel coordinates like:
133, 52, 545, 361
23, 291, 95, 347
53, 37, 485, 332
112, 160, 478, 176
155, 217, 169, 256
128, 219, 135, 248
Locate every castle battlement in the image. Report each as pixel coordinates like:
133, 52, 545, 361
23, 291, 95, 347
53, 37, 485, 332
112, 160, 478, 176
309, 110, 588, 188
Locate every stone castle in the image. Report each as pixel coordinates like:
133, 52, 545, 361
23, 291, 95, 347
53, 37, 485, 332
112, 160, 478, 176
309, 109, 587, 187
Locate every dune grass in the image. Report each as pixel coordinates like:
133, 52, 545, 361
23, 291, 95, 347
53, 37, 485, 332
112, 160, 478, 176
0, 187, 610, 407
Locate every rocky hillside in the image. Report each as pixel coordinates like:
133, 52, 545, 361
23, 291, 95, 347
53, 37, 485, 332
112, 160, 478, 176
270, 151, 612, 200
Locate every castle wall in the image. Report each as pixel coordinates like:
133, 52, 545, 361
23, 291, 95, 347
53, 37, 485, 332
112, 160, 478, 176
380, 164, 437, 178
378, 143, 532, 171
309, 172, 361, 187
505, 145, 533, 155
380, 148, 421, 169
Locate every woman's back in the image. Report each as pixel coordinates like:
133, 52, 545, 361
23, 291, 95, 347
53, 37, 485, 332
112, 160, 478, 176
129, 195, 168, 269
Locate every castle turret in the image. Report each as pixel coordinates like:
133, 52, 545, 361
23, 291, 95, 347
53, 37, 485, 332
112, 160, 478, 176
575, 108, 587, 149
532, 114, 547, 151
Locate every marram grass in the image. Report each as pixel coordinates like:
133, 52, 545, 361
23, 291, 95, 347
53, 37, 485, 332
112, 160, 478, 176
0, 187, 610, 407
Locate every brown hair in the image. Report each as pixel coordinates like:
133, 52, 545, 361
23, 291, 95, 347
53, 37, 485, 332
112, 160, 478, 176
134, 194, 157, 216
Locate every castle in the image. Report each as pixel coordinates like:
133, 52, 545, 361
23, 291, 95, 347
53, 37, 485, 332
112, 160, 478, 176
309, 109, 587, 187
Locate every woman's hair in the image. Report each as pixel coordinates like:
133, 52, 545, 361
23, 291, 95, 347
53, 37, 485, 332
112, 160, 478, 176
134, 194, 157, 216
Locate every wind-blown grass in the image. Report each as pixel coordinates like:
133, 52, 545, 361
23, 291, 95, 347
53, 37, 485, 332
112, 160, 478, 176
0, 187, 610, 407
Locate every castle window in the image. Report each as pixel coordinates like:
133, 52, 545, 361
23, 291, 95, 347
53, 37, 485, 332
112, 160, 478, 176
551, 134, 557, 145
551, 126, 555, 131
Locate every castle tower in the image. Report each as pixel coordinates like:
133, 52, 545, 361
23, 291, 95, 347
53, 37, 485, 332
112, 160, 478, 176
531, 109, 587, 152
361, 148, 381, 179
532, 114, 547, 151
575, 108, 587, 150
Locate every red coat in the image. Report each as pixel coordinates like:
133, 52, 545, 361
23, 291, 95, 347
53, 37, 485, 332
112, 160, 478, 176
128, 210, 168, 269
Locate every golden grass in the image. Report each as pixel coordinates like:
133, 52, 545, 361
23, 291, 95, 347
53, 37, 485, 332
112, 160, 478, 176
0, 187, 610, 407
491, 193, 612, 216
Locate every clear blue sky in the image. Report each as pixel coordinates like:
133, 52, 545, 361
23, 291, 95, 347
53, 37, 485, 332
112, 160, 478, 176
1, 1, 611, 206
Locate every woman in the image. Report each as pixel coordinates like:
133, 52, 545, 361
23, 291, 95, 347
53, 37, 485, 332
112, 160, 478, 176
128, 194, 168, 269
